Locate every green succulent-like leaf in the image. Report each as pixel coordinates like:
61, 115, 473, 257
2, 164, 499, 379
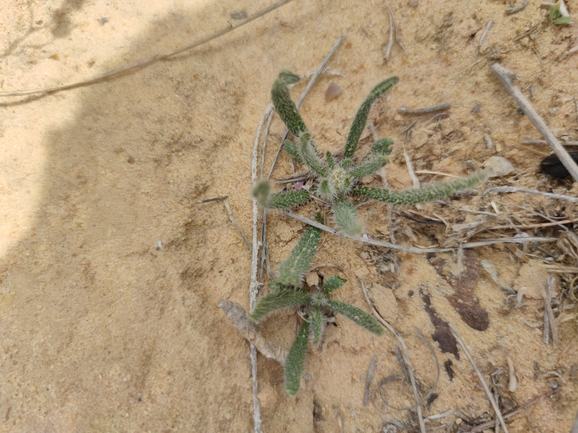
353, 171, 485, 205
322, 276, 347, 294
326, 151, 335, 169
267, 191, 311, 209
271, 70, 307, 136
327, 300, 384, 335
285, 320, 310, 395
349, 154, 389, 180
344, 77, 399, 159
310, 308, 324, 345
371, 137, 394, 155
278, 224, 323, 286
333, 197, 362, 235
284, 140, 304, 165
252, 180, 311, 209
299, 132, 328, 176
251, 292, 311, 322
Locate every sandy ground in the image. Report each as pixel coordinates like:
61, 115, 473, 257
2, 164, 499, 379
0, 0, 577, 431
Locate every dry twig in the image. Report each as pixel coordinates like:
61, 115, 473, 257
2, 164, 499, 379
224, 200, 252, 251
485, 186, 578, 203
360, 280, 427, 433
490, 63, 578, 182
449, 323, 509, 433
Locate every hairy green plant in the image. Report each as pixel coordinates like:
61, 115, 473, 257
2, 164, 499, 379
250, 223, 383, 395
253, 71, 485, 235
548, 0, 571, 24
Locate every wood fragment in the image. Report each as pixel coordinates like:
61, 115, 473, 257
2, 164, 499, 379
449, 323, 510, 433
523, 140, 578, 146
506, 0, 528, 14
200, 195, 228, 203
383, 3, 405, 61
363, 356, 378, 406
490, 63, 578, 182
485, 186, 578, 203
219, 300, 288, 364
398, 103, 451, 115
542, 276, 558, 348
479, 20, 493, 47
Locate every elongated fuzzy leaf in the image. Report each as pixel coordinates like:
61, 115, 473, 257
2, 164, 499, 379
344, 77, 399, 158
326, 151, 335, 169
299, 132, 327, 176
285, 321, 310, 395
333, 197, 362, 235
328, 300, 384, 335
284, 140, 304, 165
353, 171, 485, 205
278, 225, 322, 286
271, 71, 307, 136
349, 154, 389, 180
251, 292, 311, 322
371, 137, 394, 155
252, 180, 311, 209
310, 308, 324, 345
267, 191, 311, 209
322, 276, 346, 294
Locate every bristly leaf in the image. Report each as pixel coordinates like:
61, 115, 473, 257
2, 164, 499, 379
326, 151, 335, 169
271, 70, 307, 136
317, 178, 336, 202
322, 276, 346, 294
353, 171, 485, 205
349, 154, 389, 180
284, 140, 304, 165
333, 197, 362, 235
327, 300, 384, 335
277, 225, 323, 286
285, 321, 310, 395
268, 280, 291, 294
344, 77, 399, 158
252, 180, 311, 209
371, 137, 394, 155
299, 132, 328, 176
251, 292, 310, 322
310, 308, 324, 345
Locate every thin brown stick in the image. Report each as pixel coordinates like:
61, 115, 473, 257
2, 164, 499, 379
490, 63, 578, 182
0, 0, 295, 98
466, 391, 555, 433
364, 356, 378, 406
523, 139, 578, 146
485, 186, 578, 203
542, 276, 558, 348
360, 281, 426, 433
280, 210, 558, 252
479, 20, 493, 47
224, 200, 252, 251
449, 323, 509, 433
200, 195, 228, 203
398, 103, 451, 115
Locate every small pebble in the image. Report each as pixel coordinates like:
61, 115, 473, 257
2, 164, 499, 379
483, 156, 514, 177
325, 82, 342, 102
